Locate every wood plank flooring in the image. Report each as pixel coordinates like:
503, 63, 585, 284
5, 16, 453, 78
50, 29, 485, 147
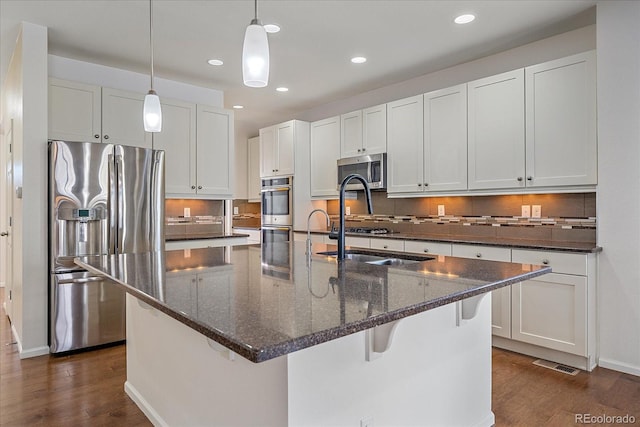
1, 286, 639, 426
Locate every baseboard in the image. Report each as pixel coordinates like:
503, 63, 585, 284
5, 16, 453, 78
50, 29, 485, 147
9, 322, 50, 359
125, 381, 168, 427
492, 336, 595, 371
474, 411, 495, 427
598, 357, 640, 377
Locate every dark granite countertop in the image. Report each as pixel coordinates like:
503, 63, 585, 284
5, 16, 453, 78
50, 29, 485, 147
296, 229, 601, 253
165, 233, 249, 242
75, 242, 550, 363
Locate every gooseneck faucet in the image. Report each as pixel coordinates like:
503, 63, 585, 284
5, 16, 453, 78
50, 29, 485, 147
306, 208, 331, 256
337, 174, 373, 260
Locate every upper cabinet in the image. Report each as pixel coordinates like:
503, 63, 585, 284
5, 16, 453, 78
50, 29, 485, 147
247, 136, 261, 202
195, 105, 234, 197
525, 51, 597, 187
467, 69, 526, 190
387, 95, 424, 194
49, 79, 152, 148
260, 121, 295, 177
340, 104, 387, 158
310, 116, 341, 198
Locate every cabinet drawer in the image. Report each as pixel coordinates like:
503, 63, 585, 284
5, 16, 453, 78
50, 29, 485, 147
370, 238, 404, 252
451, 244, 511, 262
345, 236, 370, 248
404, 240, 451, 256
511, 249, 586, 276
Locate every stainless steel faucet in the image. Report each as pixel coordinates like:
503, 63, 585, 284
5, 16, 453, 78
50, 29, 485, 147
337, 174, 373, 260
306, 208, 331, 256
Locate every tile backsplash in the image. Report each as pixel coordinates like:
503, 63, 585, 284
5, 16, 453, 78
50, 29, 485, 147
165, 199, 224, 239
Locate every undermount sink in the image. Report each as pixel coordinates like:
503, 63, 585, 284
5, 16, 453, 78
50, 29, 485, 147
317, 250, 432, 266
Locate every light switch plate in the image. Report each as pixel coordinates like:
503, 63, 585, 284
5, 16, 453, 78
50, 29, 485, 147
532, 205, 542, 218
346, 206, 351, 216
233, 206, 239, 215
437, 205, 445, 216
521, 205, 531, 218
184, 207, 191, 217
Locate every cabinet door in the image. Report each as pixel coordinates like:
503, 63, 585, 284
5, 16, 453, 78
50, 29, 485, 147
260, 125, 277, 177
247, 136, 262, 202
196, 105, 234, 197
102, 88, 152, 148
424, 84, 468, 192
154, 98, 197, 195
452, 244, 512, 337
525, 51, 597, 187
387, 95, 424, 194
511, 273, 587, 356
404, 240, 451, 256
49, 78, 102, 142
362, 104, 387, 155
275, 121, 295, 176
468, 69, 525, 190
340, 110, 363, 157
311, 116, 340, 197
369, 238, 404, 252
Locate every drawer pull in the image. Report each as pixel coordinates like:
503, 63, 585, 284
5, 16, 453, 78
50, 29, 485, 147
423, 249, 429, 253
476, 253, 482, 258
542, 259, 550, 265
383, 245, 388, 249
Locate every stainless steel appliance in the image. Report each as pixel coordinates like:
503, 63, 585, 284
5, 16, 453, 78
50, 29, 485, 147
337, 153, 387, 190
48, 140, 165, 353
261, 176, 293, 225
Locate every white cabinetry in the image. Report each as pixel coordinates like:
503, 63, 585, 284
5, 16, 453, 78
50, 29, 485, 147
340, 104, 387, 158
260, 121, 295, 177
423, 84, 468, 192
404, 240, 451, 256
370, 237, 404, 252
153, 98, 196, 194
49, 79, 152, 148
194, 105, 234, 198
510, 249, 590, 357
468, 69, 525, 190
387, 95, 424, 193
310, 116, 341, 198
452, 244, 512, 339
247, 136, 261, 202
525, 51, 597, 187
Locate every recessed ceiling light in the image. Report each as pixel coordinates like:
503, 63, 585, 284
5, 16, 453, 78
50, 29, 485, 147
233, 105, 244, 109
207, 59, 224, 66
276, 87, 289, 92
454, 14, 476, 24
351, 56, 367, 64
264, 24, 281, 33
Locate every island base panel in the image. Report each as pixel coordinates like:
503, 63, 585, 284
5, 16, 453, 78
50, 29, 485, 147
125, 294, 495, 426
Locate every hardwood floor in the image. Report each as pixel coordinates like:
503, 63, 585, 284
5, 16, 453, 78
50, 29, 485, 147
1, 286, 639, 426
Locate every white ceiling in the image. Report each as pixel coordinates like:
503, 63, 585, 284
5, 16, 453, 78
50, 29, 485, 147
1, 0, 596, 132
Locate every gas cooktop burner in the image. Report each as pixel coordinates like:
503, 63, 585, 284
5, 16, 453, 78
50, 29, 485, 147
345, 227, 390, 234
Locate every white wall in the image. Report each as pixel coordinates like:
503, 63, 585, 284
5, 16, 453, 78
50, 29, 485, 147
1, 22, 50, 358
297, 25, 596, 123
596, 0, 640, 377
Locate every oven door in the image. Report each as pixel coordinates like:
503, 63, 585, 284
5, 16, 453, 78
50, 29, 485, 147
261, 226, 292, 280
261, 187, 292, 225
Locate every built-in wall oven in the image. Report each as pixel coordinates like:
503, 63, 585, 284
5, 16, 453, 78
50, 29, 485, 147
261, 176, 293, 226
261, 176, 293, 276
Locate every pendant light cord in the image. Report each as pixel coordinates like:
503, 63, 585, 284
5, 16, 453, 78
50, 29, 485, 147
149, 0, 154, 90
254, 0, 258, 20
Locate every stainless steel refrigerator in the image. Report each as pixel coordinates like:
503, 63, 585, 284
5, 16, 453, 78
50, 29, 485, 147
48, 140, 165, 353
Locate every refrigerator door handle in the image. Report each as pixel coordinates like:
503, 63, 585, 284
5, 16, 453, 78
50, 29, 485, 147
114, 152, 124, 254
108, 153, 117, 255
57, 276, 106, 284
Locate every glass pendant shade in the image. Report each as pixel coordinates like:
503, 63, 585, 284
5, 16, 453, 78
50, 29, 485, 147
242, 21, 270, 87
143, 91, 162, 132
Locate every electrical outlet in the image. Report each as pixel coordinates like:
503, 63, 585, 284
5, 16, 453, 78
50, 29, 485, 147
532, 205, 542, 218
360, 417, 374, 427
346, 206, 351, 216
521, 205, 531, 218
233, 206, 239, 215
437, 205, 445, 216
183, 249, 191, 258
184, 207, 191, 217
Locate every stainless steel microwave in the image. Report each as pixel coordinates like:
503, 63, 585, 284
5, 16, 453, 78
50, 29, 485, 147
337, 153, 387, 190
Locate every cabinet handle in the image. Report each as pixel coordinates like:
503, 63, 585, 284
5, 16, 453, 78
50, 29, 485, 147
191, 185, 196, 189
527, 176, 533, 181
424, 183, 428, 187
423, 249, 429, 253
476, 253, 482, 258
357, 149, 361, 152
362, 148, 366, 152
104, 135, 110, 140
517, 176, 523, 182
383, 245, 388, 249
542, 259, 549, 265
417, 183, 422, 187
94, 134, 100, 139
198, 185, 202, 189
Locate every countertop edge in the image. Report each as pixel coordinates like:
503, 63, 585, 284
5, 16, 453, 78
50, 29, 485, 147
295, 230, 601, 254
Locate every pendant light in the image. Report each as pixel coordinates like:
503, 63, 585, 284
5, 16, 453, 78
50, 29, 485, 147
143, 0, 162, 132
242, 0, 269, 87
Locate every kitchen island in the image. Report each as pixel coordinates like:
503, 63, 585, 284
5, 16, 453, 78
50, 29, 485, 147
76, 242, 550, 427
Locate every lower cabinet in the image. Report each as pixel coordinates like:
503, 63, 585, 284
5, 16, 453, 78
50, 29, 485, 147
451, 244, 512, 339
